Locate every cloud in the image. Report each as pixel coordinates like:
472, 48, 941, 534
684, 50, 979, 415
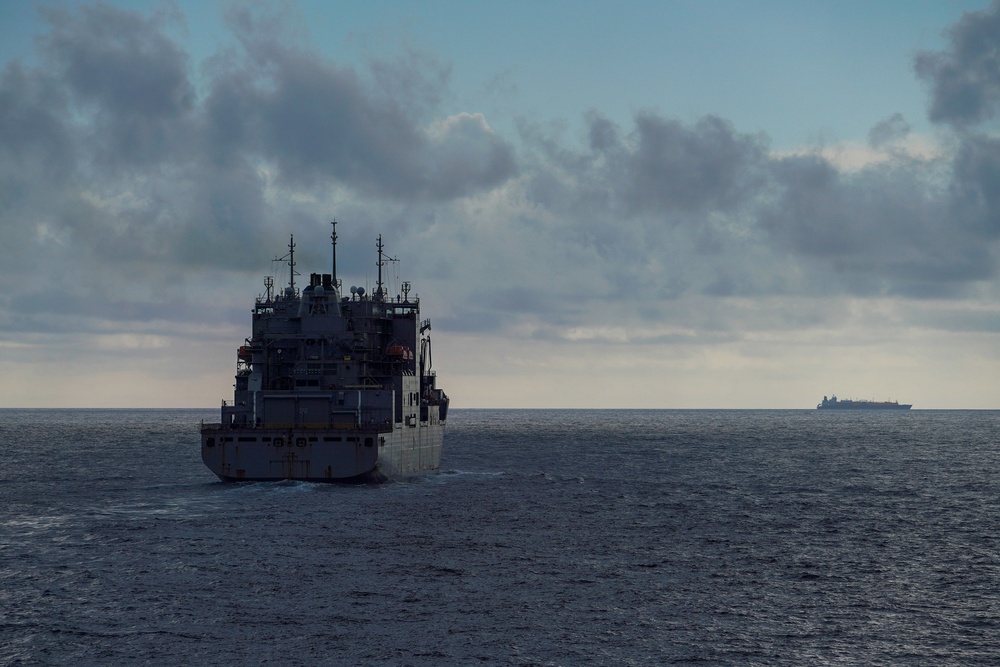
0, 1, 518, 326
1, 1, 1000, 409
755, 150, 995, 293
508, 105, 992, 305
949, 134, 1000, 239
203, 4, 516, 199
868, 112, 911, 149
622, 114, 769, 217
915, 0, 1000, 128
519, 112, 768, 224
38, 2, 195, 169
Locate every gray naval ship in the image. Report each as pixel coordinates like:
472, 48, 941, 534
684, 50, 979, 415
201, 224, 449, 481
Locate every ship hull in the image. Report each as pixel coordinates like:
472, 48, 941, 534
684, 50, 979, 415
817, 404, 912, 410
201, 422, 444, 482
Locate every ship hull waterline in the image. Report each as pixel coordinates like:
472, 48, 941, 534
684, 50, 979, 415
816, 405, 912, 410
201, 422, 444, 482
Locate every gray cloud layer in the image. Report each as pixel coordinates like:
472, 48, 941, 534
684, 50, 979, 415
916, 0, 1000, 128
1, 1, 999, 345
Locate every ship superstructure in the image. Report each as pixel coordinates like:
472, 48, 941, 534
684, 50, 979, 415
201, 224, 449, 481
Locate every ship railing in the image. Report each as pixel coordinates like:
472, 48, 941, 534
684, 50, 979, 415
199, 417, 393, 431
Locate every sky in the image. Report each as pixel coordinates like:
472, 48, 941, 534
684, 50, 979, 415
1, 0, 999, 409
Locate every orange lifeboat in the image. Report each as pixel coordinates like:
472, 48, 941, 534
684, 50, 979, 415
387, 344, 414, 360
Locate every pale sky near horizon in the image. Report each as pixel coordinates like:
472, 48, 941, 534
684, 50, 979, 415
1, 0, 999, 408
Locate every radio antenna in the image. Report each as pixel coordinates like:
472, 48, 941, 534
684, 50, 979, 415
330, 219, 338, 291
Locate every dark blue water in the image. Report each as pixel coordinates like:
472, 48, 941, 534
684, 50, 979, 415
1, 409, 998, 665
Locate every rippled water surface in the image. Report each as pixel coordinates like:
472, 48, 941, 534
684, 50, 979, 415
1, 408, 998, 665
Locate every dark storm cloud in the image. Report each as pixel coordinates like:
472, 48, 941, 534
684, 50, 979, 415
915, 0, 1000, 128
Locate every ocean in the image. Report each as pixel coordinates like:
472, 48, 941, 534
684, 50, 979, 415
1, 408, 998, 666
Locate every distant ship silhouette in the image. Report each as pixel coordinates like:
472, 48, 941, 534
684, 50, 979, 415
817, 395, 912, 410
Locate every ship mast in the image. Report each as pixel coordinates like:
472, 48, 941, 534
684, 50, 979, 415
287, 234, 296, 293
376, 235, 385, 302
375, 234, 399, 301
375, 235, 398, 303
272, 234, 298, 296
330, 219, 338, 291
